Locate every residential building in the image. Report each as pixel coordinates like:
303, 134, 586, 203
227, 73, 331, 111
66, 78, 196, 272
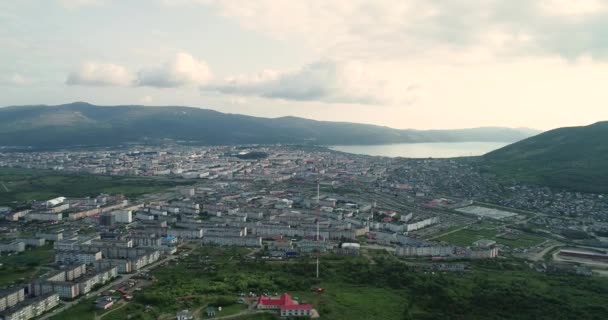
113, 210, 133, 223
16, 238, 46, 247
201, 236, 262, 247
99, 213, 115, 226
0, 242, 25, 254
36, 231, 63, 242
0, 293, 59, 320
55, 251, 102, 265
0, 288, 25, 312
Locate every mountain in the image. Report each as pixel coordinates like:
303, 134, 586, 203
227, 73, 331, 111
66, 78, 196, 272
484, 121, 608, 193
0, 102, 540, 148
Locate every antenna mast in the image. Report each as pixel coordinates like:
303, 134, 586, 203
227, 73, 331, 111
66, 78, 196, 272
316, 180, 320, 279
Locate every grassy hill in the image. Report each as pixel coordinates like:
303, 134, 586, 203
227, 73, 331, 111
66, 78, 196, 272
0, 102, 539, 148
483, 121, 608, 193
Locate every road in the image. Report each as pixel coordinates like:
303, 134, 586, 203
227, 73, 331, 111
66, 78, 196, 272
38, 251, 181, 320
527, 241, 562, 262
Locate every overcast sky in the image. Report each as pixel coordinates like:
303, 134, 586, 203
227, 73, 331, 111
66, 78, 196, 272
2, 0, 608, 130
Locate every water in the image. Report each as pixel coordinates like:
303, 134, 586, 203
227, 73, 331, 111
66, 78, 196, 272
328, 142, 509, 158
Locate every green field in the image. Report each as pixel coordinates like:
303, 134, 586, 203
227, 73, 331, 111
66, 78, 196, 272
231, 314, 278, 320
100, 302, 153, 320
0, 245, 54, 287
436, 227, 546, 249
290, 282, 407, 320
50, 297, 97, 320
53, 245, 608, 320
0, 168, 194, 208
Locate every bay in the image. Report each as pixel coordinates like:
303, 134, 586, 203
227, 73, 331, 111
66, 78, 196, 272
328, 142, 509, 158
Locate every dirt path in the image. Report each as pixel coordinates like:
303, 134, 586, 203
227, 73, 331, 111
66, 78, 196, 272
97, 301, 127, 320
214, 310, 273, 319
426, 222, 476, 240
192, 304, 208, 319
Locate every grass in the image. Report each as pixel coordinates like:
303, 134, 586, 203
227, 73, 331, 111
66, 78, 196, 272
50, 297, 98, 320
231, 314, 278, 320
436, 227, 546, 248
48, 245, 608, 320
0, 244, 54, 287
0, 168, 194, 208
496, 233, 547, 248
203, 303, 246, 318
101, 303, 155, 320
143, 245, 608, 319
291, 283, 407, 320
436, 228, 497, 246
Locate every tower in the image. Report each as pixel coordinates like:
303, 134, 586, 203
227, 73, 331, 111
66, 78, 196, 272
316, 180, 320, 279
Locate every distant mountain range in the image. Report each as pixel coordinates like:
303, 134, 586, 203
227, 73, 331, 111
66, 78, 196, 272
0, 102, 540, 148
484, 121, 608, 193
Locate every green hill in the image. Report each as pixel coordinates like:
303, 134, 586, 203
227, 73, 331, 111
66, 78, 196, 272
0, 102, 539, 149
484, 121, 608, 193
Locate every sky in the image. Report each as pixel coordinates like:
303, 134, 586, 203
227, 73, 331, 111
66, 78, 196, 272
1, 0, 608, 130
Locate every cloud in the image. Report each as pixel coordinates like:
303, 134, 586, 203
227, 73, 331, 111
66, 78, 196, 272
203, 60, 417, 105
197, 0, 608, 61
56, 0, 104, 9
65, 53, 212, 88
140, 95, 153, 104
0, 73, 30, 86
136, 52, 212, 88
66, 62, 134, 86
539, 0, 607, 16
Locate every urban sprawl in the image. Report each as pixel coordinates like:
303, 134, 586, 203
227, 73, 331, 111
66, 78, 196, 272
0, 146, 607, 319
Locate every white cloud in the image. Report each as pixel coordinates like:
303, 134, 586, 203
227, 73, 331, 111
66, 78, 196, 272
66, 62, 134, 86
140, 95, 153, 104
539, 0, 606, 16
204, 60, 417, 105
65, 53, 212, 88
194, 0, 608, 61
0, 73, 30, 86
197, 0, 499, 60
56, 0, 104, 9
136, 52, 212, 88
227, 96, 248, 105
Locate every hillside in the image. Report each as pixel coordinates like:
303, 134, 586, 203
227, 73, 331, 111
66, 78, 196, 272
0, 102, 539, 148
484, 121, 608, 193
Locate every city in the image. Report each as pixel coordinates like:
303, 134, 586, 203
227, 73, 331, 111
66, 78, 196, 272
3, 1, 608, 318
1, 145, 607, 319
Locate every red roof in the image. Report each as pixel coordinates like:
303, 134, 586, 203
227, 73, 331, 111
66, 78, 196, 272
257, 293, 294, 307
281, 304, 313, 311
257, 293, 312, 310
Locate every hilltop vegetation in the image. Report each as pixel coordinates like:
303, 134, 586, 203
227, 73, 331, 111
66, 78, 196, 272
483, 121, 608, 193
53, 246, 608, 320
138, 248, 608, 319
0, 102, 539, 148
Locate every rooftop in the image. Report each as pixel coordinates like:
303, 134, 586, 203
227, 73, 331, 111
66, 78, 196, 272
257, 293, 313, 311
